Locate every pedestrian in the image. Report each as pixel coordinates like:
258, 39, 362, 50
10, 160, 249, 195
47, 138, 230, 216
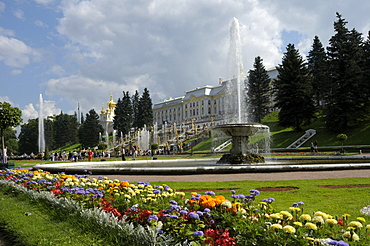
121, 147, 126, 161
88, 149, 93, 162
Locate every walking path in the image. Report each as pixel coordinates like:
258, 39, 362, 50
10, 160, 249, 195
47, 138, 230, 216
90, 169, 370, 183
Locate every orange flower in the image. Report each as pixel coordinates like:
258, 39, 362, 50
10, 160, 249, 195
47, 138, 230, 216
119, 181, 130, 188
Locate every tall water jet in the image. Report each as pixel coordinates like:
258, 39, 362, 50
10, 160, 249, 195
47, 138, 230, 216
225, 17, 248, 123
38, 94, 45, 153
215, 18, 269, 164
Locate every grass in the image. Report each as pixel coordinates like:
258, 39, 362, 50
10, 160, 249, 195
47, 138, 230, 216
0, 177, 369, 245
0, 187, 102, 245
149, 178, 370, 217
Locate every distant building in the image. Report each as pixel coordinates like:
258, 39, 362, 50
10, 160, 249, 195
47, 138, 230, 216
100, 93, 116, 135
153, 67, 278, 127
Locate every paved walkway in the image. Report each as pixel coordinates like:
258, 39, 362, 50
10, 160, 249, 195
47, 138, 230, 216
90, 169, 370, 182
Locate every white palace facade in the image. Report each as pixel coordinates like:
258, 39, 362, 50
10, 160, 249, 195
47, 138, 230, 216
153, 68, 278, 127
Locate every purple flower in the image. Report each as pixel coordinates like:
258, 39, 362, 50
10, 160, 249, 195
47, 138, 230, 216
230, 190, 236, 194
205, 191, 216, 196
153, 189, 161, 194
193, 231, 204, 237
169, 200, 177, 205
180, 210, 188, 215
148, 215, 158, 221
250, 189, 260, 196
329, 240, 349, 246
169, 214, 178, 219
203, 208, 211, 213
188, 212, 200, 220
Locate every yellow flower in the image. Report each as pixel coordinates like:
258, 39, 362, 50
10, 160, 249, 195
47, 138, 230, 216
305, 222, 317, 230
269, 213, 282, 220
314, 211, 329, 220
357, 217, 366, 223
348, 221, 363, 228
366, 224, 370, 229
342, 213, 351, 218
299, 214, 311, 221
312, 216, 324, 224
283, 225, 296, 234
326, 219, 338, 225
293, 222, 303, 227
280, 211, 293, 220
289, 207, 301, 212
270, 224, 282, 231
343, 231, 360, 241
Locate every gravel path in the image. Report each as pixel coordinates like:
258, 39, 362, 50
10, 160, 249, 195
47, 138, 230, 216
90, 169, 370, 182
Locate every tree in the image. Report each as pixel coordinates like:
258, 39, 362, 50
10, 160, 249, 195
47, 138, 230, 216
326, 13, 366, 132
53, 112, 79, 148
4, 128, 18, 155
78, 109, 104, 148
132, 90, 140, 128
0, 101, 22, 162
275, 44, 315, 130
18, 119, 38, 154
137, 88, 153, 129
307, 36, 329, 107
113, 91, 133, 136
247, 56, 271, 122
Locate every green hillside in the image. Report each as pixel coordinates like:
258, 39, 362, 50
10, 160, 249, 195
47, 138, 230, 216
191, 111, 370, 152
262, 111, 370, 148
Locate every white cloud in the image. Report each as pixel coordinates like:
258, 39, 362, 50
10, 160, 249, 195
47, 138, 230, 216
11, 69, 22, 75
45, 75, 136, 114
13, 9, 24, 20
0, 2, 5, 13
34, 20, 48, 28
0, 35, 40, 67
22, 103, 38, 122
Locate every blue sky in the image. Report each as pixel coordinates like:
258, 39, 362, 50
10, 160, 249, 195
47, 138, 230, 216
1, 0, 370, 125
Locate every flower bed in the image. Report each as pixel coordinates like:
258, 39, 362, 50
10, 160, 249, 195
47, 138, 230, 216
0, 168, 369, 245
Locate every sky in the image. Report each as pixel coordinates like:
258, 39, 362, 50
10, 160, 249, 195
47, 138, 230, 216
1, 0, 370, 125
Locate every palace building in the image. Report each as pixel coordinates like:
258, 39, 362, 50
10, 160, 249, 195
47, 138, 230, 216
153, 67, 278, 127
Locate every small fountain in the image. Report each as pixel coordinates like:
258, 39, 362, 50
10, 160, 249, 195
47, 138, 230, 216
215, 18, 269, 164
38, 94, 45, 154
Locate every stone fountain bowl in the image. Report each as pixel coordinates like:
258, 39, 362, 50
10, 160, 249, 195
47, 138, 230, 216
214, 123, 269, 136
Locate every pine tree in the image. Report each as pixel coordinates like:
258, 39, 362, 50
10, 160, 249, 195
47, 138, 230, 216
18, 119, 38, 154
137, 88, 153, 128
247, 56, 271, 123
326, 13, 366, 132
114, 91, 133, 135
78, 109, 104, 148
362, 31, 370, 102
132, 90, 140, 129
275, 44, 315, 130
307, 36, 329, 107
53, 112, 79, 148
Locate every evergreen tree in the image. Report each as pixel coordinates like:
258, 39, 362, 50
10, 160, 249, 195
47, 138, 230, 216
18, 119, 38, 154
137, 88, 153, 128
247, 56, 271, 123
326, 13, 366, 132
132, 90, 140, 129
307, 36, 329, 107
4, 128, 18, 155
53, 112, 79, 148
78, 109, 104, 148
275, 44, 315, 130
114, 91, 133, 136
362, 31, 370, 101
44, 117, 54, 151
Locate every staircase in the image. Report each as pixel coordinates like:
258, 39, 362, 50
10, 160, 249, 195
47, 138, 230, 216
287, 129, 317, 149
214, 139, 232, 152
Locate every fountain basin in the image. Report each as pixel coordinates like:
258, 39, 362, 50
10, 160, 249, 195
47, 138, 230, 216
214, 123, 269, 136
214, 123, 269, 164
32, 156, 370, 175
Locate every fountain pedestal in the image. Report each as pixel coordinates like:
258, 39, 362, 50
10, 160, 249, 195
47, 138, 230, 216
214, 123, 269, 164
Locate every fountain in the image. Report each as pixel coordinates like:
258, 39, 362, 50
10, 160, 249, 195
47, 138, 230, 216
215, 18, 269, 164
38, 94, 45, 154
